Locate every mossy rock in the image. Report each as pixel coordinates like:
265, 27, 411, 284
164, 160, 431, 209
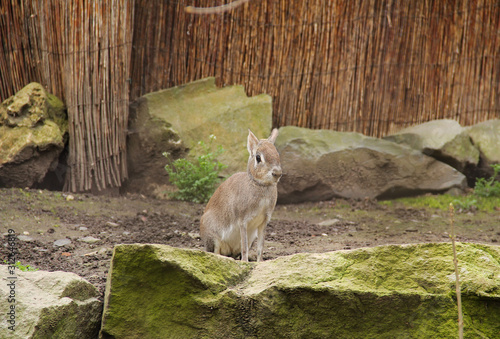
0, 82, 66, 129
465, 120, 500, 179
139, 77, 272, 175
0, 83, 67, 188
275, 126, 466, 202
384, 119, 480, 172
0, 268, 102, 339
100, 243, 500, 338
126, 78, 272, 197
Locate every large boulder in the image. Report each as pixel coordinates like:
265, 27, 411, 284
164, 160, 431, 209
383, 119, 480, 173
0, 267, 102, 338
100, 243, 500, 338
126, 77, 272, 197
275, 126, 466, 203
465, 119, 500, 178
0, 83, 67, 188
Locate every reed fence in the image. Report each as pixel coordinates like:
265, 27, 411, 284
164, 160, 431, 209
131, 0, 500, 135
1, 0, 133, 192
1, 0, 499, 192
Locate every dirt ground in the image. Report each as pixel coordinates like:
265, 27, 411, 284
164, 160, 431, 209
1, 188, 498, 300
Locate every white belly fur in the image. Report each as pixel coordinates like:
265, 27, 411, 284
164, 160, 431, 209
219, 202, 269, 256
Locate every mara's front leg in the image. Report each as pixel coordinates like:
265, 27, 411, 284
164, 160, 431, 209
256, 218, 270, 262
239, 222, 249, 262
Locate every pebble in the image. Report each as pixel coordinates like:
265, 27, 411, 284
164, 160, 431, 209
54, 238, 72, 247
78, 236, 100, 244
79, 226, 88, 231
122, 231, 131, 236
106, 221, 120, 227
318, 219, 340, 227
17, 235, 34, 242
188, 232, 200, 239
98, 247, 110, 255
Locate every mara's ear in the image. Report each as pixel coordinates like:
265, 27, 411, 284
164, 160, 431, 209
247, 129, 259, 155
268, 128, 279, 144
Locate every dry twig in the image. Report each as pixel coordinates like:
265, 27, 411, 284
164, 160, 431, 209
449, 203, 463, 339
185, 0, 251, 15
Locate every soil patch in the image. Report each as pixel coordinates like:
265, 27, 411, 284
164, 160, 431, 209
1, 188, 498, 300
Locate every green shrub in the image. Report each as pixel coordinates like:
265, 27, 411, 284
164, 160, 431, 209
164, 135, 227, 203
452, 196, 477, 212
474, 164, 500, 197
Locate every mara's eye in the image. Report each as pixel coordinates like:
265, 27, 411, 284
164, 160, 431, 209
256, 154, 262, 163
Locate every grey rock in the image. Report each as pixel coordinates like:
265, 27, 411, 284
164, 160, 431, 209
126, 77, 272, 197
17, 235, 34, 242
275, 126, 466, 203
0, 268, 102, 338
465, 119, 500, 177
384, 119, 480, 172
78, 236, 100, 244
53, 238, 71, 247
100, 243, 500, 338
0, 83, 67, 188
317, 219, 341, 226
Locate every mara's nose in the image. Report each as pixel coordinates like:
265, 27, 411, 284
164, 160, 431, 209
272, 167, 282, 180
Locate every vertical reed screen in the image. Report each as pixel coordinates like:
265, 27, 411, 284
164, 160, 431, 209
1, 0, 499, 191
0, 0, 133, 192
131, 0, 500, 135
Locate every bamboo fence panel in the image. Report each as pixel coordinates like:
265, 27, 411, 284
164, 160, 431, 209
1, 0, 499, 192
0, 0, 133, 192
130, 0, 499, 136
0, 1, 42, 99
60, 0, 133, 192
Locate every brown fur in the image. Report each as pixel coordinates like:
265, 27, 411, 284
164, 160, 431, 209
200, 129, 282, 262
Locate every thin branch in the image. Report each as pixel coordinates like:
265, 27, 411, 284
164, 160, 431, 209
185, 0, 251, 15
449, 203, 464, 339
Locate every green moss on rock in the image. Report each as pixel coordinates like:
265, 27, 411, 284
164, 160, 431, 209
101, 243, 500, 338
0, 83, 68, 187
141, 77, 272, 175
61, 279, 100, 302
0, 268, 102, 339
100, 244, 252, 338
33, 298, 102, 339
0, 121, 66, 163
0, 82, 66, 129
0, 83, 67, 164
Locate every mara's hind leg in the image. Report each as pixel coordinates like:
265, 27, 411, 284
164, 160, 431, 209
213, 239, 222, 255
239, 222, 249, 262
204, 237, 215, 253
256, 225, 266, 262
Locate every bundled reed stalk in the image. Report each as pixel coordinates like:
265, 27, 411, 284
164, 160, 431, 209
1, 0, 133, 192
131, 0, 499, 136
60, 0, 133, 192
1, 0, 499, 192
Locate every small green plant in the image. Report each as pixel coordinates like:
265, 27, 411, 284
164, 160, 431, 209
474, 164, 500, 197
3, 260, 39, 272
164, 135, 227, 203
452, 196, 477, 212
